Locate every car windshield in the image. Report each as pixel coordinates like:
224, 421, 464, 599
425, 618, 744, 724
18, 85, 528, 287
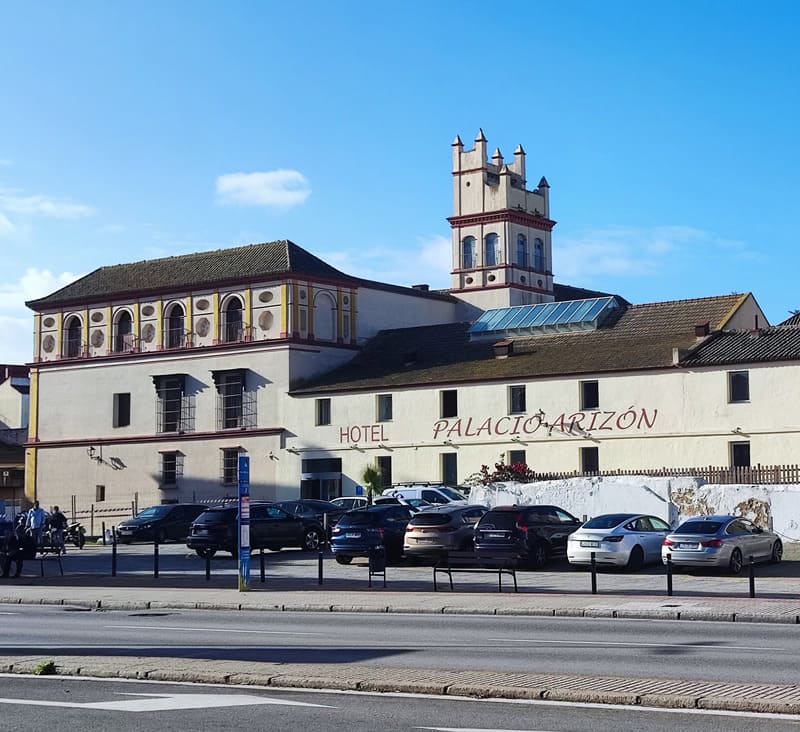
440, 487, 468, 501
675, 520, 723, 535
409, 513, 451, 526
135, 506, 171, 519
583, 514, 636, 529
337, 511, 381, 527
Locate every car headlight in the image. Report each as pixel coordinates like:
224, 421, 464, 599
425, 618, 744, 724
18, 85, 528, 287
141, 523, 152, 529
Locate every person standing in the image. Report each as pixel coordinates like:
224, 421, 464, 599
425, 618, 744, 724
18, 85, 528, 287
49, 505, 67, 554
26, 500, 46, 546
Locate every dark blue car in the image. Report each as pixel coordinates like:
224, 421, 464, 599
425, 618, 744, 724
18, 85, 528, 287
330, 505, 412, 564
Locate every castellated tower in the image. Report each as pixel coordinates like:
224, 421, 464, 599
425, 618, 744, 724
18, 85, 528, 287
448, 129, 555, 311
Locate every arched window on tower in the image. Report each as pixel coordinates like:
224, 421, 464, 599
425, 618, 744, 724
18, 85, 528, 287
113, 311, 134, 353
484, 233, 499, 267
221, 297, 243, 343
63, 316, 82, 358
461, 237, 476, 269
533, 238, 545, 272
313, 292, 337, 341
517, 234, 528, 267
164, 303, 185, 349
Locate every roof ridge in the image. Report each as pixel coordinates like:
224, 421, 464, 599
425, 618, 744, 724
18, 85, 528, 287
630, 293, 746, 309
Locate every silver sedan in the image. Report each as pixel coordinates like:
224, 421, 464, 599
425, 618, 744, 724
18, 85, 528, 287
567, 513, 671, 571
661, 515, 782, 574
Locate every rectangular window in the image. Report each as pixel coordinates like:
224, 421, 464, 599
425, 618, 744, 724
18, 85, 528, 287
731, 441, 751, 468
154, 375, 186, 433
508, 385, 526, 414
113, 393, 131, 428
581, 446, 599, 474
299, 308, 308, 333
212, 369, 255, 430
728, 371, 750, 403
316, 398, 331, 426
508, 449, 526, 466
221, 447, 242, 485
442, 452, 458, 486
342, 314, 350, 340
580, 380, 599, 410
376, 456, 392, 488
95, 484, 105, 502
160, 451, 183, 487
441, 389, 458, 418
377, 394, 393, 422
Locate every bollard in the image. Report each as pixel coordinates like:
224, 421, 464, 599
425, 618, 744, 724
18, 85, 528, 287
260, 549, 265, 583
590, 552, 597, 594
111, 526, 117, 577
318, 548, 324, 585
205, 553, 211, 581
666, 552, 673, 596
749, 555, 755, 598
102, 521, 106, 546
153, 537, 159, 578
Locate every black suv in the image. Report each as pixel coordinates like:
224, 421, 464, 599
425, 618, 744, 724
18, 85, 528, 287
473, 505, 581, 568
330, 505, 412, 564
115, 504, 207, 544
186, 503, 325, 558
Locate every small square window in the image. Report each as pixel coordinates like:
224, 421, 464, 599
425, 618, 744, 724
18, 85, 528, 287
441, 390, 458, 418
580, 446, 599, 474
728, 371, 749, 403
580, 381, 599, 410
731, 441, 751, 468
508, 385, 526, 414
508, 449, 526, 465
113, 393, 131, 428
377, 394, 393, 422
95, 484, 106, 502
316, 398, 331, 426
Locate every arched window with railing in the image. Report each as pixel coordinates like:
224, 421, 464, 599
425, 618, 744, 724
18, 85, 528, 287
533, 238, 545, 272
63, 316, 82, 358
461, 236, 476, 269
517, 234, 528, 267
113, 311, 134, 353
164, 303, 185, 349
221, 296, 243, 343
313, 291, 337, 341
484, 233, 500, 266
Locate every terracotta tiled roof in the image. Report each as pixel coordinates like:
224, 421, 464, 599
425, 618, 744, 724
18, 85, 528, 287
26, 240, 455, 309
681, 325, 800, 366
293, 293, 749, 393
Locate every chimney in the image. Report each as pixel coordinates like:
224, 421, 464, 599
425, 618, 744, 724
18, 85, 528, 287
750, 313, 763, 338
694, 322, 710, 337
411, 284, 429, 292
493, 339, 513, 359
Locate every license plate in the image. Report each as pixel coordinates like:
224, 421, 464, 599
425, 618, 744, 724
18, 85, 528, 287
486, 532, 505, 538
416, 538, 436, 543
346, 532, 361, 539
580, 541, 600, 548
677, 542, 697, 549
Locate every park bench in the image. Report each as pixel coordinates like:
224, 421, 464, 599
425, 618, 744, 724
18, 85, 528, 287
35, 541, 65, 576
432, 550, 518, 592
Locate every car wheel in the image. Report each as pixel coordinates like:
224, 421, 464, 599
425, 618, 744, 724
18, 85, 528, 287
302, 528, 322, 551
626, 545, 644, 572
770, 540, 783, 564
195, 548, 216, 559
529, 542, 549, 569
729, 548, 743, 575
335, 555, 353, 565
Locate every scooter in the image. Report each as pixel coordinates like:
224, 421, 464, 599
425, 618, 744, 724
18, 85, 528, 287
66, 521, 86, 549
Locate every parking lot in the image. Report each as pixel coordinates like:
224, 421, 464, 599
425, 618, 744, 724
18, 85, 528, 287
7, 540, 799, 599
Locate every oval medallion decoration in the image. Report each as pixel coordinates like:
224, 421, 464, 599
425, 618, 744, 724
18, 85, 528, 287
465, 277, 474, 284
195, 298, 210, 311
42, 335, 55, 353
90, 311, 104, 323
43, 317, 55, 328
258, 291, 274, 303
520, 276, 527, 283
299, 290, 306, 300
258, 311, 273, 331
196, 317, 210, 337
343, 296, 349, 305
141, 323, 155, 343
487, 274, 496, 282
90, 329, 105, 347
141, 304, 155, 317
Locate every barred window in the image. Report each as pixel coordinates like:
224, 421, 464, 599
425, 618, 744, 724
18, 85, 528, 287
220, 447, 243, 485
159, 451, 184, 487
212, 369, 256, 430
152, 374, 195, 433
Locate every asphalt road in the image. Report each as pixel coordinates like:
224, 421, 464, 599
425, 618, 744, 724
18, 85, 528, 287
2, 675, 799, 732
3, 604, 800, 685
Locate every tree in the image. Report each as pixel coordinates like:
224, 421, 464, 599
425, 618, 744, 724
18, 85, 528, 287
361, 464, 382, 505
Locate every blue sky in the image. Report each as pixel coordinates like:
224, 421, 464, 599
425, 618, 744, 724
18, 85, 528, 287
1, 1, 799, 363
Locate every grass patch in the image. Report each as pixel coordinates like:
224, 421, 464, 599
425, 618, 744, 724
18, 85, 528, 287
32, 660, 57, 675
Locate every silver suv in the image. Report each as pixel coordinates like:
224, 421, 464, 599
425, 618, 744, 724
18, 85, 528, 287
403, 504, 487, 557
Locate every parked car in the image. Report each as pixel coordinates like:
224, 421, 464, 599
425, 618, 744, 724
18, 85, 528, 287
115, 503, 207, 544
273, 499, 346, 535
186, 502, 325, 558
330, 505, 412, 564
567, 513, 672, 570
661, 515, 782, 574
473, 505, 582, 568
330, 497, 369, 511
382, 485, 469, 505
373, 496, 432, 512
403, 504, 487, 557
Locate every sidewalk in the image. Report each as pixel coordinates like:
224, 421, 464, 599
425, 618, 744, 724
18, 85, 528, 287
3, 579, 800, 715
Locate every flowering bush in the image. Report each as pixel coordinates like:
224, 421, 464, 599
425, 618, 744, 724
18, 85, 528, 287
472, 461, 538, 486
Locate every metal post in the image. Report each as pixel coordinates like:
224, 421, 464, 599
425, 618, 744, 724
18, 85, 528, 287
666, 552, 673, 596
111, 527, 117, 577
153, 536, 159, 578
101, 521, 106, 546
259, 549, 265, 583
131, 500, 135, 518
90, 504, 95, 538
590, 552, 597, 595
749, 555, 755, 598
318, 548, 324, 585
205, 553, 211, 581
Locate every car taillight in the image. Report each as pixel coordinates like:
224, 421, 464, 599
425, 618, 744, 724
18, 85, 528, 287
701, 538, 724, 548
662, 538, 675, 546
602, 535, 624, 543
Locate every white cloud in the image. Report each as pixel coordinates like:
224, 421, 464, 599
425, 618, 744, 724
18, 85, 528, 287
0, 268, 81, 310
0, 212, 13, 236
216, 170, 311, 208
0, 314, 34, 364
0, 191, 95, 218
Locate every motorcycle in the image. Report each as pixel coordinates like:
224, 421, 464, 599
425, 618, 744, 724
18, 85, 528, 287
66, 521, 86, 549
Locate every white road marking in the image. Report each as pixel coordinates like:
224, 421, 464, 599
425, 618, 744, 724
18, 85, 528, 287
418, 728, 553, 731
487, 637, 771, 652
0, 692, 333, 712
106, 624, 322, 635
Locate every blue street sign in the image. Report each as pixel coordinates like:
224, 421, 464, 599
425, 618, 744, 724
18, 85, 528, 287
238, 454, 251, 592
